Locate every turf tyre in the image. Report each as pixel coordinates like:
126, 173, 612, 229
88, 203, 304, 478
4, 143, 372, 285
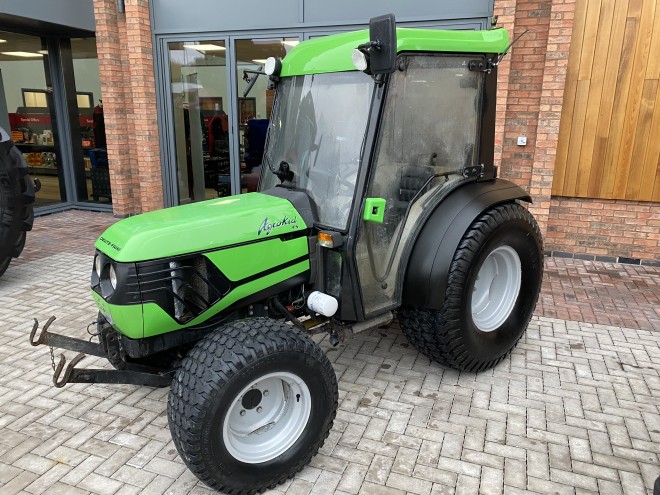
168, 318, 338, 495
399, 202, 543, 372
0, 129, 35, 277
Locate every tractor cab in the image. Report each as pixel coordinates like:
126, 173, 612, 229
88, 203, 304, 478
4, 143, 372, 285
259, 16, 510, 320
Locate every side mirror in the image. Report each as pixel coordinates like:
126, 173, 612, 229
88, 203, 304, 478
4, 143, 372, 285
369, 14, 397, 75
354, 14, 397, 76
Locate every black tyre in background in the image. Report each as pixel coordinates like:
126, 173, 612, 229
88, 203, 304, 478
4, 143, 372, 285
0, 127, 36, 277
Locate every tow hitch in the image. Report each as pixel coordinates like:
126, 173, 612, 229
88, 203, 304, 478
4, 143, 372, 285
30, 316, 172, 388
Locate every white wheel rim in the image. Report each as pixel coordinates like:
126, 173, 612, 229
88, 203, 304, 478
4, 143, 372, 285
471, 245, 522, 332
222, 371, 311, 464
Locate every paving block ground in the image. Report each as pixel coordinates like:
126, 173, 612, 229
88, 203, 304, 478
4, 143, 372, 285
0, 210, 658, 495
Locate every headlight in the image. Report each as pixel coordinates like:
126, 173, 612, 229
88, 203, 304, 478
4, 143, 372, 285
100, 263, 116, 298
94, 255, 102, 276
109, 264, 117, 290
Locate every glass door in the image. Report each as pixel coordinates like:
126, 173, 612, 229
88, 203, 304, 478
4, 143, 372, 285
0, 31, 65, 207
71, 37, 111, 204
232, 37, 299, 193
167, 39, 232, 203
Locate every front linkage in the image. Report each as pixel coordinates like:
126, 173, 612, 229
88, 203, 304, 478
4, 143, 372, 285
29, 316, 172, 388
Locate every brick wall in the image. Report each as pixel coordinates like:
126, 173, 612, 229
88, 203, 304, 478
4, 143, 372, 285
547, 198, 660, 261
492, 0, 516, 167
498, 0, 552, 191
94, 0, 162, 216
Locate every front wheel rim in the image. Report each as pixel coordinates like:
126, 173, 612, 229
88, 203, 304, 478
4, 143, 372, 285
222, 371, 311, 464
471, 245, 522, 332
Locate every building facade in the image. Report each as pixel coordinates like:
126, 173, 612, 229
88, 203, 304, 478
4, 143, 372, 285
6, 0, 658, 263
493, 0, 659, 264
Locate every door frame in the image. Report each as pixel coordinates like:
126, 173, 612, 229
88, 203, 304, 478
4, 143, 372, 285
156, 34, 232, 206
155, 29, 303, 206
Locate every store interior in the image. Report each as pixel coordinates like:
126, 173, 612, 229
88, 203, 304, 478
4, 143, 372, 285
168, 37, 298, 203
3, 31, 301, 208
0, 32, 108, 208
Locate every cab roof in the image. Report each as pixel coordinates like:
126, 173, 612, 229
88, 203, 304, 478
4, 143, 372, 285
280, 27, 510, 77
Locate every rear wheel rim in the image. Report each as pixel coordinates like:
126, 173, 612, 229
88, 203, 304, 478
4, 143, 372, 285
471, 245, 522, 332
222, 371, 311, 464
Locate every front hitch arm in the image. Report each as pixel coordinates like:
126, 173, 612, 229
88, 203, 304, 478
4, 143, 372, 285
30, 316, 172, 389
29, 316, 106, 357
52, 353, 172, 388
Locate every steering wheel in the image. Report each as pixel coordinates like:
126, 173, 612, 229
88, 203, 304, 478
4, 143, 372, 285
306, 154, 359, 191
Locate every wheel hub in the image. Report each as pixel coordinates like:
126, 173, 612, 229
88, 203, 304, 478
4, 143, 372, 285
471, 245, 522, 332
223, 371, 311, 464
241, 388, 263, 410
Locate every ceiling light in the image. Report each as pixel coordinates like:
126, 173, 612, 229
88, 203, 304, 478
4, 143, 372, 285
282, 40, 299, 47
1, 51, 43, 58
0, 40, 6, 44
37, 50, 49, 55
252, 59, 268, 64
182, 43, 225, 52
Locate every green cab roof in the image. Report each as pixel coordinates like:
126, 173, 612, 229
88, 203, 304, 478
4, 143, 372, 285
281, 27, 510, 76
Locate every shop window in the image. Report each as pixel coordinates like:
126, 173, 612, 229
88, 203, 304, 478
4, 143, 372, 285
168, 40, 231, 203
0, 31, 65, 207
71, 38, 110, 204
235, 37, 298, 193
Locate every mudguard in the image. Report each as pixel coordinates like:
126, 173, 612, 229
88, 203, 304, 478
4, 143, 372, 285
402, 179, 531, 310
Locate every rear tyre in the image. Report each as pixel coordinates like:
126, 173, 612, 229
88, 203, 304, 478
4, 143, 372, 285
399, 202, 543, 372
168, 318, 338, 494
0, 131, 35, 277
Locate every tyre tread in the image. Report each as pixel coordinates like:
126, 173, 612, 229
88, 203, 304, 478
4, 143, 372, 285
400, 202, 543, 372
168, 318, 338, 495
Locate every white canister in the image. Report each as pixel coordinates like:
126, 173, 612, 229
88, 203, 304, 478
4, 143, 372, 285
307, 291, 339, 317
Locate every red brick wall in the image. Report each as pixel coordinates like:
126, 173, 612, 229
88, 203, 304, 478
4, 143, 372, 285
498, 0, 552, 191
547, 198, 660, 260
94, 0, 162, 216
493, 0, 517, 166
527, 0, 575, 232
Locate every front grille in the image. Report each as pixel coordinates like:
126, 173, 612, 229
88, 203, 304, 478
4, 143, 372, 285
136, 255, 230, 323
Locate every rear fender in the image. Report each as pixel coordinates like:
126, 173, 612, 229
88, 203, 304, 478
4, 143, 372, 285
402, 179, 531, 310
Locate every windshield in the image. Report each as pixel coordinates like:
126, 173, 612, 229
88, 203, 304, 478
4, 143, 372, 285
260, 72, 374, 230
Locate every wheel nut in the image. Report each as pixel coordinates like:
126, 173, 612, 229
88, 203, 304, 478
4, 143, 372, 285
263, 390, 269, 396
257, 406, 262, 413
240, 410, 246, 416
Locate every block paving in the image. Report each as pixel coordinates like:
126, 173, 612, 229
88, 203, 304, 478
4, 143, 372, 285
0, 210, 658, 494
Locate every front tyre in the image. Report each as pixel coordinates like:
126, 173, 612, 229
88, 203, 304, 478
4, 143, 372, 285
168, 318, 338, 495
400, 202, 543, 372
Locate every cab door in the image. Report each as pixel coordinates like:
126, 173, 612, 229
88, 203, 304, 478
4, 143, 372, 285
354, 54, 484, 317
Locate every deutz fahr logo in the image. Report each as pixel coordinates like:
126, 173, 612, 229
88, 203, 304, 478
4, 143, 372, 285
258, 215, 299, 236
99, 236, 121, 252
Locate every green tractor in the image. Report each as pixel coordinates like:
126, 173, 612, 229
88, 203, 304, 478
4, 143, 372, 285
31, 15, 543, 494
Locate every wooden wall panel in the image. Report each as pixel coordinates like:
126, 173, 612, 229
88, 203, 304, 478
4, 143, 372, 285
553, 0, 660, 202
